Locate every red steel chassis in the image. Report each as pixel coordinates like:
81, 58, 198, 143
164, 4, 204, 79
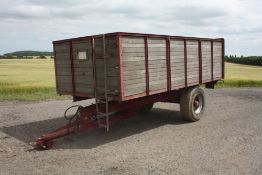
35, 90, 185, 149
35, 83, 218, 149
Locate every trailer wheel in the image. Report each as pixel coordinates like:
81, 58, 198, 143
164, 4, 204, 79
180, 87, 205, 122
139, 103, 154, 113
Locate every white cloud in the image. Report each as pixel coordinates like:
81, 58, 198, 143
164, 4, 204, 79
0, 0, 262, 55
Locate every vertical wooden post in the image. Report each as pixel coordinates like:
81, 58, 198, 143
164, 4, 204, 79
166, 37, 171, 91
198, 40, 202, 84
184, 39, 188, 87
69, 41, 76, 96
222, 39, 225, 79
144, 36, 149, 95
211, 41, 214, 81
91, 37, 97, 99
53, 44, 59, 93
117, 33, 123, 101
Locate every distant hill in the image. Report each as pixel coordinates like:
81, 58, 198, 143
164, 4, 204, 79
4, 51, 53, 57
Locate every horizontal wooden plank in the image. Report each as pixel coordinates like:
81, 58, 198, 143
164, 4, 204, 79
122, 43, 145, 47
148, 67, 167, 73
56, 69, 72, 76
187, 69, 199, 73
124, 83, 146, 90
57, 75, 72, 82
202, 56, 211, 60
148, 55, 167, 60
148, 39, 166, 44
148, 44, 166, 48
213, 42, 222, 46
172, 73, 185, 78
171, 66, 185, 72
170, 44, 184, 48
56, 52, 70, 59
148, 47, 166, 52
170, 57, 184, 61
171, 78, 185, 82
56, 64, 71, 70
148, 52, 167, 56
171, 68, 185, 73
72, 45, 91, 51
149, 77, 167, 83
124, 78, 146, 86
170, 60, 184, 64
170, 53, 184, 57
124, 88, 145, 97
122, 47, 145, 53
123, 69, 145, 75
123, 64, 145, 71
122, 37, 144, 44
171, 63, 185, 68
122, 52, 145, 57
122, 61, 145, 68
122, 56, 145, 62
171, 79, 185, 84
171, 71, 185, 76
170, 62, 185, 66
55, 43, 70, 52
123, 74, 145, 81
57, 82, 72, 91
186, 41, 198, 46
150, 85, 167, 91
149, 78, 167, 84
170, 40, 184, 44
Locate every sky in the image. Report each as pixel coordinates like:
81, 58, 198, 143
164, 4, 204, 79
0, 0, 262, 55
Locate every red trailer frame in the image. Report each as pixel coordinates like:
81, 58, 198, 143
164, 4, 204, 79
36, 89, 183, 149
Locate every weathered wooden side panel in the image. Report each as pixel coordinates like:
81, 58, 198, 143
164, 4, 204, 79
213, 42, 222, 79
186, 40, 199, 85
54, 36, 119, 98
54, 43, 72, 93
54, 32, 224, 102
148, 38, 167, 94
170, 40, 185, 89
121, 37, 146, 97
93, 36, 119, 97
201, 41, 212, 82
72, 40, 93, 95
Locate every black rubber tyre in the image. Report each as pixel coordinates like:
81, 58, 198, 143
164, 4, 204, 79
180, 87, 205, 122
139, 103, 154, 114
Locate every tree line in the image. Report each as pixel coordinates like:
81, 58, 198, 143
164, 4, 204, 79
0, 55, 53, 59
225, 55, 262, 66
0, 51, 53, 59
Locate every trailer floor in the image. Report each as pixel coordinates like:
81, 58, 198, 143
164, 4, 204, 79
0, 88, 262, 175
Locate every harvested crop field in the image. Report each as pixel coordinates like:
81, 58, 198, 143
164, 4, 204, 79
0, 88, 262, 175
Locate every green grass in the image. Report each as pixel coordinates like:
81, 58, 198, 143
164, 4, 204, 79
0, 59, 261, 101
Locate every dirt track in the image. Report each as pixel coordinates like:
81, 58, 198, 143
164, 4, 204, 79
0, 88, 262, 175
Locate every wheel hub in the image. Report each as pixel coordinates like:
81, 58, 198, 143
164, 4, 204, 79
193, 94, 203, 114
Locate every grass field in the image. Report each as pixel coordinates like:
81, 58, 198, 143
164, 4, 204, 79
0, 59, 63, 100
0, 59, 261, 100
217, 63, 262, 87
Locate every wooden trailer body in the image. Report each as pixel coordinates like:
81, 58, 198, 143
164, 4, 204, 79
53, 32, 224, 101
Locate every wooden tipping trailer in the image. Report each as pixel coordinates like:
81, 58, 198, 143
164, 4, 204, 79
35, 32, 224, 149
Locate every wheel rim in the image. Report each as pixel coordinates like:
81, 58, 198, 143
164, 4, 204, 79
193, 93, 203, 115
